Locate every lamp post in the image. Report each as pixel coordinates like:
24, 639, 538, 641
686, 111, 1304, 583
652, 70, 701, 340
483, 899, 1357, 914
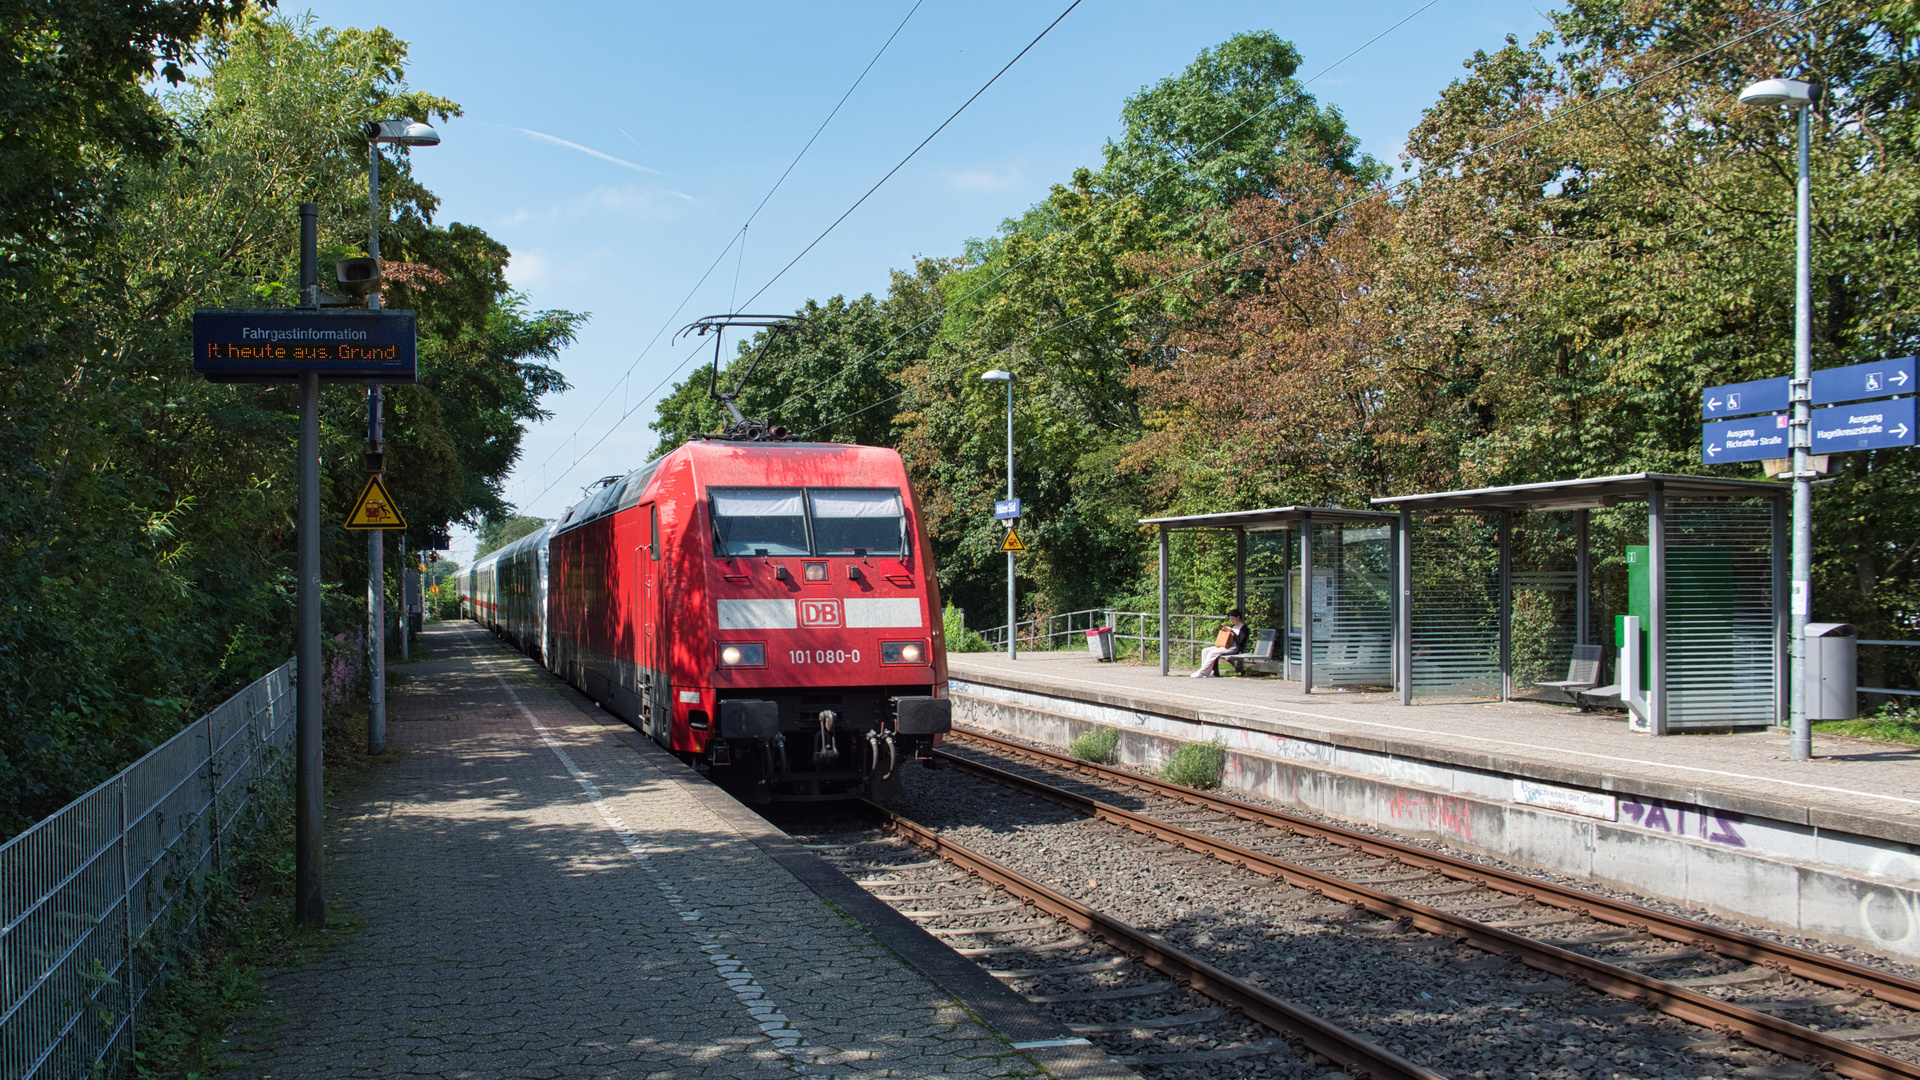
1738, 77, 1818, 761
981, 369, 1015, 658
363, 119, 439, 755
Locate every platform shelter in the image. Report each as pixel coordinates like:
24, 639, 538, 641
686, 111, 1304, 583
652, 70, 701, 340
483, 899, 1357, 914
1139, 506, 1403, 692
1371, 473, 1789, 734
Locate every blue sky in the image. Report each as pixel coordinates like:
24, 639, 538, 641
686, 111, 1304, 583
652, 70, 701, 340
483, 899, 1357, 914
293, 1, 1556, 559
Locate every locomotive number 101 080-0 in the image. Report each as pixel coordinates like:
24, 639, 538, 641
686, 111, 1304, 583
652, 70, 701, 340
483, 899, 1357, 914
790, 648, 861, 665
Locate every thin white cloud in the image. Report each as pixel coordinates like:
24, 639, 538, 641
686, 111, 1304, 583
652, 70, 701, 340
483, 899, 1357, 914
516, 127, 662, 175
505, 250, 548, 288
951, 168, 1021, 192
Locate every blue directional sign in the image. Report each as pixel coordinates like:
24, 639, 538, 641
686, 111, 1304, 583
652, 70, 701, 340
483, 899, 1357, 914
1811, 396, 1916, 454
194, 308, 418, 383
993, 498, 1023, 520
1701, 376, 1790, 419
1703, 413, 1791, 464
1812, 357, 1916, 406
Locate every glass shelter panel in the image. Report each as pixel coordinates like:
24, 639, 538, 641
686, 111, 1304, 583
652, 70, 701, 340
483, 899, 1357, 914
1287, 522, 1392, 686
1510, 514, 1582, 698
1664, 501, 1778, 728
1410, 513, 1502, 699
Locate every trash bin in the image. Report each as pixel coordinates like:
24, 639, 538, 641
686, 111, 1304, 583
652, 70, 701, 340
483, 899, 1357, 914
1086, 626, 1115, 662
1805, 622, 1857, 721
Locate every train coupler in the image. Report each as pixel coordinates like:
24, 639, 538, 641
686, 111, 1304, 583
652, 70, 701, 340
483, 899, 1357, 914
813, 709, 840, 765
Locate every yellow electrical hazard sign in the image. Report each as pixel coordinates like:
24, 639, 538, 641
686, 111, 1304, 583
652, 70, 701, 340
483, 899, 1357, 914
1001, 527, 1026, 552
344, 475, 407, 530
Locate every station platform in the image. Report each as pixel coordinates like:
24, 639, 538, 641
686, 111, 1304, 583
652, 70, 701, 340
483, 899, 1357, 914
219, 622, 1129, 1080
947, 650, 1920, 964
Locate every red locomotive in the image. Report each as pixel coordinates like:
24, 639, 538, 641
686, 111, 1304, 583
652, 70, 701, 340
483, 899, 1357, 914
464, 433, 951, 802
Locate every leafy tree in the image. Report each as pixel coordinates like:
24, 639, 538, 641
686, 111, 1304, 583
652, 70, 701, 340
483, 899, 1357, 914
0, 14, 579, 838
1096, 30, 1385, 231
651, 258, 955, 451
0, 0, 258, 289
476, 515, 549, 557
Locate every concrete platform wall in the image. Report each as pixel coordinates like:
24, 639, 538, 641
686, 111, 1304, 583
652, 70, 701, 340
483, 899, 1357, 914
952, 678, 1920, 963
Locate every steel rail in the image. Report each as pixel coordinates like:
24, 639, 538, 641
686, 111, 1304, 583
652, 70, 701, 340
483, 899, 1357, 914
935, 738, 1920, 1080
950, 726, 1920, 1010
867, 803, 1445, 1080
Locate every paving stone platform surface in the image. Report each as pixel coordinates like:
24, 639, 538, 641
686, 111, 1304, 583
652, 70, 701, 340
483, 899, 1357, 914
219, 622, 1074, 1080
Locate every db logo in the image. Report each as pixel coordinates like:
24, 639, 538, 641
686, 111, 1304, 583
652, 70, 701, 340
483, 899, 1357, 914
798, 599, 842, 628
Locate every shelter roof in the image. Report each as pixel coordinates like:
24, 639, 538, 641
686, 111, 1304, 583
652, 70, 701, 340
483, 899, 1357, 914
1371, 472, 1788, 513
1138, 506, 1398, 532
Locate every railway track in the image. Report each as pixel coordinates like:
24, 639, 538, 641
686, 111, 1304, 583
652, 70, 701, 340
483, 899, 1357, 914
924, 726, 1920, 1079
799, 810, 1440, 1079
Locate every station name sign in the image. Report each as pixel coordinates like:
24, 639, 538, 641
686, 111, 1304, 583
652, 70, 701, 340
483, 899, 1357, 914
193, 308, 418, 383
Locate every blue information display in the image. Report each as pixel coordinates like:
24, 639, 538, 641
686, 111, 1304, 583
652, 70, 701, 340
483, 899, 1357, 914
1812, 356, 1915, 406
193, 308, 418, 383
1701, 376, 1790, 419
993, 498, 1023, 520
1811, 396, 1916, 454
1702, 414, 1790, 464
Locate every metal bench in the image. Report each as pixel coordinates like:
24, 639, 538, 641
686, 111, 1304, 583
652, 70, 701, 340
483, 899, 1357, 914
1225, 628, 1280, 676
1320, 638, 1390, 685
1538, 644, 1606, 704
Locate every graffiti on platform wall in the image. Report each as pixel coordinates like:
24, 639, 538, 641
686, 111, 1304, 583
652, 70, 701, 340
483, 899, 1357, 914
1619, 799, 1746, 848
1387, 790, 1474, 842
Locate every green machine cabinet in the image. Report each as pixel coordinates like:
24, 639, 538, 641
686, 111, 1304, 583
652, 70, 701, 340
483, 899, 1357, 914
1615, 545, 1651, 691
1615, 543, 1737, 698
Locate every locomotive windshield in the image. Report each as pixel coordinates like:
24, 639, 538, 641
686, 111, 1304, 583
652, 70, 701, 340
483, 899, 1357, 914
710, 488, 809, 556
709, 486, 905, 557
809, 489, 904, 556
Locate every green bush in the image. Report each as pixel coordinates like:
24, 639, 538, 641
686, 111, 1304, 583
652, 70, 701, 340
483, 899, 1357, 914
943, 603, 991, 653
1161, 738, 1227, 789
1069, 725, 1120, 764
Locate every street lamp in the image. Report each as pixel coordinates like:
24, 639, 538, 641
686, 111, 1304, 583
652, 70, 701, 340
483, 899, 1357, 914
1738, 76, 1818, 761
362, 118, 439, 755
982, 369, 1015, 658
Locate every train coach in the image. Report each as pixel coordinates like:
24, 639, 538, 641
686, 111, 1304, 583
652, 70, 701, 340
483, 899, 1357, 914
463, 437, 950, 802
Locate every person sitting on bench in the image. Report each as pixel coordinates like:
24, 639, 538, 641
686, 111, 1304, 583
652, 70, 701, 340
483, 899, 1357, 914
1191, 609, 1249, 678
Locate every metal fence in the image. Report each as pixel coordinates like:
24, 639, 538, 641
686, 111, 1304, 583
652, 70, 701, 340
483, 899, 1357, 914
1862, 640, 1920, 700
984, 609, 1233, 668
1, 660, 296, 1080
981, 608, 1111, 652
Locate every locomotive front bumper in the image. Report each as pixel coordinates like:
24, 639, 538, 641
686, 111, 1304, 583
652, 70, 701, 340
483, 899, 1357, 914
714, 694, 949, 738
892, 696, 951, 736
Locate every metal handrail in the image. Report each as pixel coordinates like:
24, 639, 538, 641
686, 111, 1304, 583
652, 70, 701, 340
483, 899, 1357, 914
983, 608, 1232, 667
1856, 639, 1920, 701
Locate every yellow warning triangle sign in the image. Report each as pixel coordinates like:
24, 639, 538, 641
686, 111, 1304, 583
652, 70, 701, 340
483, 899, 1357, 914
344, 475, 407, 530
1001, 527, 1026, 552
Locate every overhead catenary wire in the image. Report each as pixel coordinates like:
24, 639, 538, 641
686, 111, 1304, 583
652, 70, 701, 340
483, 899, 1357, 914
758, 0, 1445, 426
792, 0, 1833, 442
735, 0, 1086, 313
525, 0, 1425, 505
510, 0, 926, 509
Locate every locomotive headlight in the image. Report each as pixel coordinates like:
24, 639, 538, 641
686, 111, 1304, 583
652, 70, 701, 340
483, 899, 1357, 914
717, 643, 766, 668
881, 640, 926, 665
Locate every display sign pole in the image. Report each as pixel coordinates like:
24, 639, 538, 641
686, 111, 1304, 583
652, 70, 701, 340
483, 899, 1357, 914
366, 137, 388, 759
294, 203, 324, 927
195, 201, 420, 928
